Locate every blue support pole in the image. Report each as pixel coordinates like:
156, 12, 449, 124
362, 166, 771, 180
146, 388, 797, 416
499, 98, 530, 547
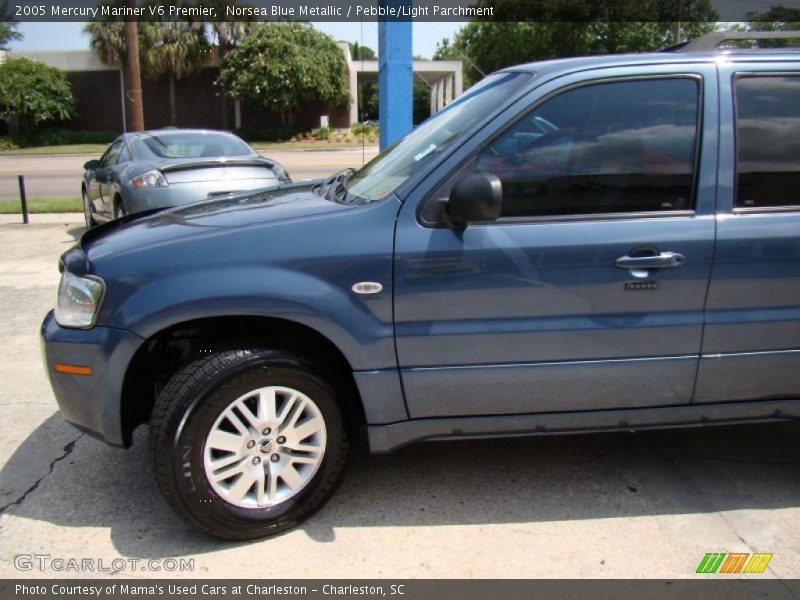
378, 1, 413, 151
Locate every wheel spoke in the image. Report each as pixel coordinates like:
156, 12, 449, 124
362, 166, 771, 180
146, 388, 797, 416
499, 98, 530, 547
224, 407, 252, 436
267, 469, 278, 502
209, 451, 246, 473
234, 398, 260, 428
255, 471, 267, 506
288, 454, 319, 466
257, 388, 278, 421
285, 441, 322, 454
276, 393, 300, 425
279, 464, 304, 491
206, 429, 244, 454
226, 469, 258, 503
210, 458, 246, 483
288, 416, 323, 444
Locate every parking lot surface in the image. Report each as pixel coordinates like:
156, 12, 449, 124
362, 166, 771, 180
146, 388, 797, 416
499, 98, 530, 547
0, 214, 799, 579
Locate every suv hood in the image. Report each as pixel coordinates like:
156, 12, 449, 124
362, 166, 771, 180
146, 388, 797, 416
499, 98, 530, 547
82, 181, 354, 256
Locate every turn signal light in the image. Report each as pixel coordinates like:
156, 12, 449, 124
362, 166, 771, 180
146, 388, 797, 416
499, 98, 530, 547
54, 363, 92, 376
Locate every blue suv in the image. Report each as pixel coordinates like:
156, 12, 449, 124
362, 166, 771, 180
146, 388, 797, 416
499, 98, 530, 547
41, 32, 800, 538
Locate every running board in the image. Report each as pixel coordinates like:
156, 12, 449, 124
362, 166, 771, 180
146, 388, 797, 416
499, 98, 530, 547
367, 399, 800, 453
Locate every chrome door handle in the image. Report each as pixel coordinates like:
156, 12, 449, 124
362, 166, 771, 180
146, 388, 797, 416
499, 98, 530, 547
614, 251, 686, 270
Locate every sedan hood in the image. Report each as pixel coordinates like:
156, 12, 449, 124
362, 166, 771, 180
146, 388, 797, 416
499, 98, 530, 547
82, 181, 355, 257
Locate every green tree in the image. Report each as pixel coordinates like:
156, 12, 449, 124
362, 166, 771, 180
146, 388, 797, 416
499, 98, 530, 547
434, 1, 717, 86
141, 21, 210, 126
0, 58, 75, 133
743, 7, 800, 47
348, 41, 377, 61
413, 82, 430, 125
84, 6, 155, 129
0, 0, 22, 50
204, 2, 256, 128
218, 23, 350, 126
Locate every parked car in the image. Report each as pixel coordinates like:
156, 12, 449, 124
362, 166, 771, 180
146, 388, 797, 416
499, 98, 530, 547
43, 31, 800, 539
81, 129, 290, 227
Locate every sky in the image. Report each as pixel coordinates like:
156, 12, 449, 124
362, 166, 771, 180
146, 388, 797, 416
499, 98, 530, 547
9, 21, 466, 59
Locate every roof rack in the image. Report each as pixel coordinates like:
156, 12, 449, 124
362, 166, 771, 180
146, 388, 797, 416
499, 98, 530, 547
674, 30, 800, 52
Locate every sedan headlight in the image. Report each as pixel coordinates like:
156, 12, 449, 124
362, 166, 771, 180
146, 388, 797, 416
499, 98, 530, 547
55, 271, 105, 329
130, 169, 168, 189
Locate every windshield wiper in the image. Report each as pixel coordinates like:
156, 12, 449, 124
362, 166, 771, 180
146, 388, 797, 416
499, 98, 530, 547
322, 168, 356, 203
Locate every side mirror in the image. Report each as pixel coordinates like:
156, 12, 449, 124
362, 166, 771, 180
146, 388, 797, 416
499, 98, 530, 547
446, 173, 503, 228
83, 159, 100, 171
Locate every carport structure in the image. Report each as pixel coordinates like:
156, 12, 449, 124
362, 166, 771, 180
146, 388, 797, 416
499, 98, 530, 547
340, 42, 464, 126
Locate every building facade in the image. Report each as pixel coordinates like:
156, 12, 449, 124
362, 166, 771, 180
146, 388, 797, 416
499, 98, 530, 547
1, 44, 462, 134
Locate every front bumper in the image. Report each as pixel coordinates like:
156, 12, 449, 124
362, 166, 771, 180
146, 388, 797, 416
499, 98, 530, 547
40, 310, 146, 447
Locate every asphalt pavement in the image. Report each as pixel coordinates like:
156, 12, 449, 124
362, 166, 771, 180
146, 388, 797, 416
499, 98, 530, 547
0, 214, 799, 579
0, 147, 379, 200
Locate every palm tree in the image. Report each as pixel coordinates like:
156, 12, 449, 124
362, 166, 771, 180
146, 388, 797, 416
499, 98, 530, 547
84, 17, 153, 129
141, 21, 209, 126
85, 20, 126, 67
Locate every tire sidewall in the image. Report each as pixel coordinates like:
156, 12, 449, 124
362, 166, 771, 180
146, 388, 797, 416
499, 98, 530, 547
163, 359, 347, 537
82, 189, 94, 228
114, 197, 126, 219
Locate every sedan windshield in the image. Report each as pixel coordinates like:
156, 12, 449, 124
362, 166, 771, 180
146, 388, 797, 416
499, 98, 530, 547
346, 71, 531, 202
140, 132, 253, 159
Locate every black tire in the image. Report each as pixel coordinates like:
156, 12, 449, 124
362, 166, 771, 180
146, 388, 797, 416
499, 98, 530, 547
82, 188, 96, 229
147, 348, 349, 540
113, 196, 127, 219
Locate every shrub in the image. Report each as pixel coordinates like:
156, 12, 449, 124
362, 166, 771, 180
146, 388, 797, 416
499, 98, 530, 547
235, 126, 305, 142
311, 126, 331, 141
0, 58, 75, 133
351, 122, 378, 136
0, 129, 117, 148
0, 136, 18, 151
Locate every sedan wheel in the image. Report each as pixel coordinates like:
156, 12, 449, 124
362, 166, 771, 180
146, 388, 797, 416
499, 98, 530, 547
113, 198, 127, 219
82, 190, 96, 228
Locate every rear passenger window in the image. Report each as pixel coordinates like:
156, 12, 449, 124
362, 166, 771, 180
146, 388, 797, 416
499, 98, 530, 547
118, 145, 132, 163
476, 78, 700, 218
735, 75, 800, 209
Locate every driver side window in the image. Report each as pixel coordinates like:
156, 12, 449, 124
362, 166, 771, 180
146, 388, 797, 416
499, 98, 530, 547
100, 141, 122, 167
476, 77, 701, 218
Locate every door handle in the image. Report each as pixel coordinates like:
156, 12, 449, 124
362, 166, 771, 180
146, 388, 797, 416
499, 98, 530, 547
614, 251, 686, 270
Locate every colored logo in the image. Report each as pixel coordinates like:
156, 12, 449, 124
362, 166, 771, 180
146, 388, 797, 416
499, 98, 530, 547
696, 552, 773, 574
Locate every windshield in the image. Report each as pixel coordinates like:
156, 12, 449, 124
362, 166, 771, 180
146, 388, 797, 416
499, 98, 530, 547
346, 71, 531, 202
140, 132, 253, 159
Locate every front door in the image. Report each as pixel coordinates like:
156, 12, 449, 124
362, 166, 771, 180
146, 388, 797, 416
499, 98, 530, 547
394, 69, 718, 418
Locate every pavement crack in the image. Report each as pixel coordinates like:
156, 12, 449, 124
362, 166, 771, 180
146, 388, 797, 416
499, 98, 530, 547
0, 434, 83, 516
646, 436, 788, 581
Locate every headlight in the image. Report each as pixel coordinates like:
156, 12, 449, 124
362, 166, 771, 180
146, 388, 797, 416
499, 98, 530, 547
130, 169, 168, 189
55, 271, 105, 329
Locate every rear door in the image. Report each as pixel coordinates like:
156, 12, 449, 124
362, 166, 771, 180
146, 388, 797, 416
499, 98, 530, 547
96, 140, 122, 216
394, 64, 719, 418
87, 142, 116, 213
695, 62, 800, 402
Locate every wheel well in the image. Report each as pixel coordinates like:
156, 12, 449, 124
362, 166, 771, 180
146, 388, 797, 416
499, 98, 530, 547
120, 316, 365, 446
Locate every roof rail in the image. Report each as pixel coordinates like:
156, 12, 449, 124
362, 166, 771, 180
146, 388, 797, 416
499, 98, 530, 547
675, 30, 800, 52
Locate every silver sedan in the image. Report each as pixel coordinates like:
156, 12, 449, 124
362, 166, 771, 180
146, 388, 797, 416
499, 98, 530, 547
81, 129, 290, 227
